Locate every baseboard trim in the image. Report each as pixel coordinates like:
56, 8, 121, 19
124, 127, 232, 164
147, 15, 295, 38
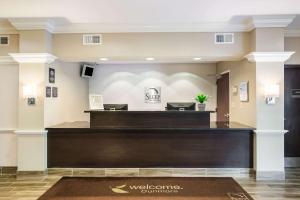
17, 170, 47, 175
255, 170, 285, 180
47, 168, 254, 177
0, 166, 17, 176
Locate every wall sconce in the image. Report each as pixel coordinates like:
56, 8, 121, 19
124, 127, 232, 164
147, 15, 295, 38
23, 85, 37, 105
264, 84, 280, 104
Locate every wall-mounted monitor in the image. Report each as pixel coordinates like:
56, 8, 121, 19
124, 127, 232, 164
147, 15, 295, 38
104, 104, 128, 111
81, 64, 95, 78
166, 102, 196, 111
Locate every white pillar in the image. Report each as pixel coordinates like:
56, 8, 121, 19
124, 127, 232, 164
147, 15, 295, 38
10, 53, 57, 172
245, 52, 294, 179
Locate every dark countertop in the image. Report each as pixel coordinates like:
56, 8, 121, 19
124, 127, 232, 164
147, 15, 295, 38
46, 121, 254, 131
84, 110, 215, 113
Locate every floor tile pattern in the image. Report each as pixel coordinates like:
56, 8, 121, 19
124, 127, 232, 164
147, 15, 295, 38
0, 167, 299, 200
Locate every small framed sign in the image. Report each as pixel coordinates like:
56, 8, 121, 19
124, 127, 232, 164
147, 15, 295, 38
145, 87, 161, 103
49, 68, 55, 83
46, 86, 51, 98
52, 87, 58, 98
239, 81, 249, 102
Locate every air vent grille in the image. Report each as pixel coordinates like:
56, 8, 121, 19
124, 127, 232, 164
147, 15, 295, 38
0, 36, 9, 46
83, 34, 102, 45
215, 33, 234, 44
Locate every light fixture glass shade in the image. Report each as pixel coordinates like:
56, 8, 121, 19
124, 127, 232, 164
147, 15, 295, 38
23, 85, 37, 98
264, 84, 279, 97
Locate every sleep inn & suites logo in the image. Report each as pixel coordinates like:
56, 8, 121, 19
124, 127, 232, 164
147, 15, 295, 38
144, 87, 161, 103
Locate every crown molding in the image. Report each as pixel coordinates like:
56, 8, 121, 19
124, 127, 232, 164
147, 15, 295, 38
0, 56, 18, 65
8, 18, 55, 33
9, 53, 57, 64
285, 29, 300, 37
7, 15, 296, 33
54, 22, 249, 33
244, 52, 295, 62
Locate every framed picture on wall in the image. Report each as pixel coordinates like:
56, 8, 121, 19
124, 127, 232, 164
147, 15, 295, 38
46, 86, 51, 97
52, 87, 58, 98
239, 81, 249, 102
49, 68, 55, 83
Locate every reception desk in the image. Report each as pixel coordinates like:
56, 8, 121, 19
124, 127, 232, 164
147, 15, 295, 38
85, 110, 213, 128
47, 111, 254, 168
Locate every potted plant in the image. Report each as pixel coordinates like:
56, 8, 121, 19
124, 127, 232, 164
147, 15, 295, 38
195, 93, 208, 111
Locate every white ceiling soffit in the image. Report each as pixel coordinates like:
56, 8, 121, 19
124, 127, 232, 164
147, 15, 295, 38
59, 56, 242, 64
8, 15, 296, 33
9, 53, 58, 64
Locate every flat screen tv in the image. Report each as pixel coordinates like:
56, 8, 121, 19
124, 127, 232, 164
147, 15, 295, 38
81, 64, 94, 78
104, 104, 128, 111
166, 102, 196, 111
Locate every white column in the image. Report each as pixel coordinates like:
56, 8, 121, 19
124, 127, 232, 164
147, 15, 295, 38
10, 53, 57, 172
245, 52, 294, 180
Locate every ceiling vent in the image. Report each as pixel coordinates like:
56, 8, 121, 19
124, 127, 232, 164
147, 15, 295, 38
215, 33, 234, 44
83, 34, 102, 45
0, 36, 9, 46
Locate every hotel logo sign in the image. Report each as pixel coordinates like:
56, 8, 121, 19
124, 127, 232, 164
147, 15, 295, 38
145, 87, 161, 103
111, 184, 129, 194
111, 183, 183, 194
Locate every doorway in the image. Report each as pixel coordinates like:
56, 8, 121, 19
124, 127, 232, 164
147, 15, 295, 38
217, 72, 230, 122
285, 66, 300, 167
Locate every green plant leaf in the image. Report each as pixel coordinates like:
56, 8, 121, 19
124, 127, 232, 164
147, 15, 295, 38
195, 93, 208, 103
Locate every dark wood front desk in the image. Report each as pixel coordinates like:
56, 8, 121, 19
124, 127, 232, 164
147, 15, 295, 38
46, 111, 254, 168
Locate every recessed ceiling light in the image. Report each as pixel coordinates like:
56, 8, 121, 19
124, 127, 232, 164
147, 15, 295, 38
100, 58, 108, 61
146, 57, 155, 61
193, 57, 202, 61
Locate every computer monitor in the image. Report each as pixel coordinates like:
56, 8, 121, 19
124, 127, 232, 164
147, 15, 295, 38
103, 104, 128, 111
166, 102, 196, 111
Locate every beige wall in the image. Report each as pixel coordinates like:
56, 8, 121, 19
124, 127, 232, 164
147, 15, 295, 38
0, 131, 16, 166
18, 63, 45, 130
254, 28, 285, 52
19, 30, 52, 53
255, 62, 284, 130
53, 32, 250, 61
44, 61, 89, 127
285, 37, 300, 65
0, 64, 19, 129
90, 63, 217, 119
249, 29, 256, 52
0, 64, 18, 166
217, 59, 256, 127
0, 34, 19, 56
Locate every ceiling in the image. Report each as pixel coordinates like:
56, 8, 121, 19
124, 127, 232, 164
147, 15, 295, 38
1, 0, 300, 33
1, 0, 299, 63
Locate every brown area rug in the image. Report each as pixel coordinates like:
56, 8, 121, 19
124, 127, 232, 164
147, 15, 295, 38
38, 177, 253, 200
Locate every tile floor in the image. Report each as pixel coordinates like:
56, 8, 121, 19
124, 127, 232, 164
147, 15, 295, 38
0, 168, 299, 200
